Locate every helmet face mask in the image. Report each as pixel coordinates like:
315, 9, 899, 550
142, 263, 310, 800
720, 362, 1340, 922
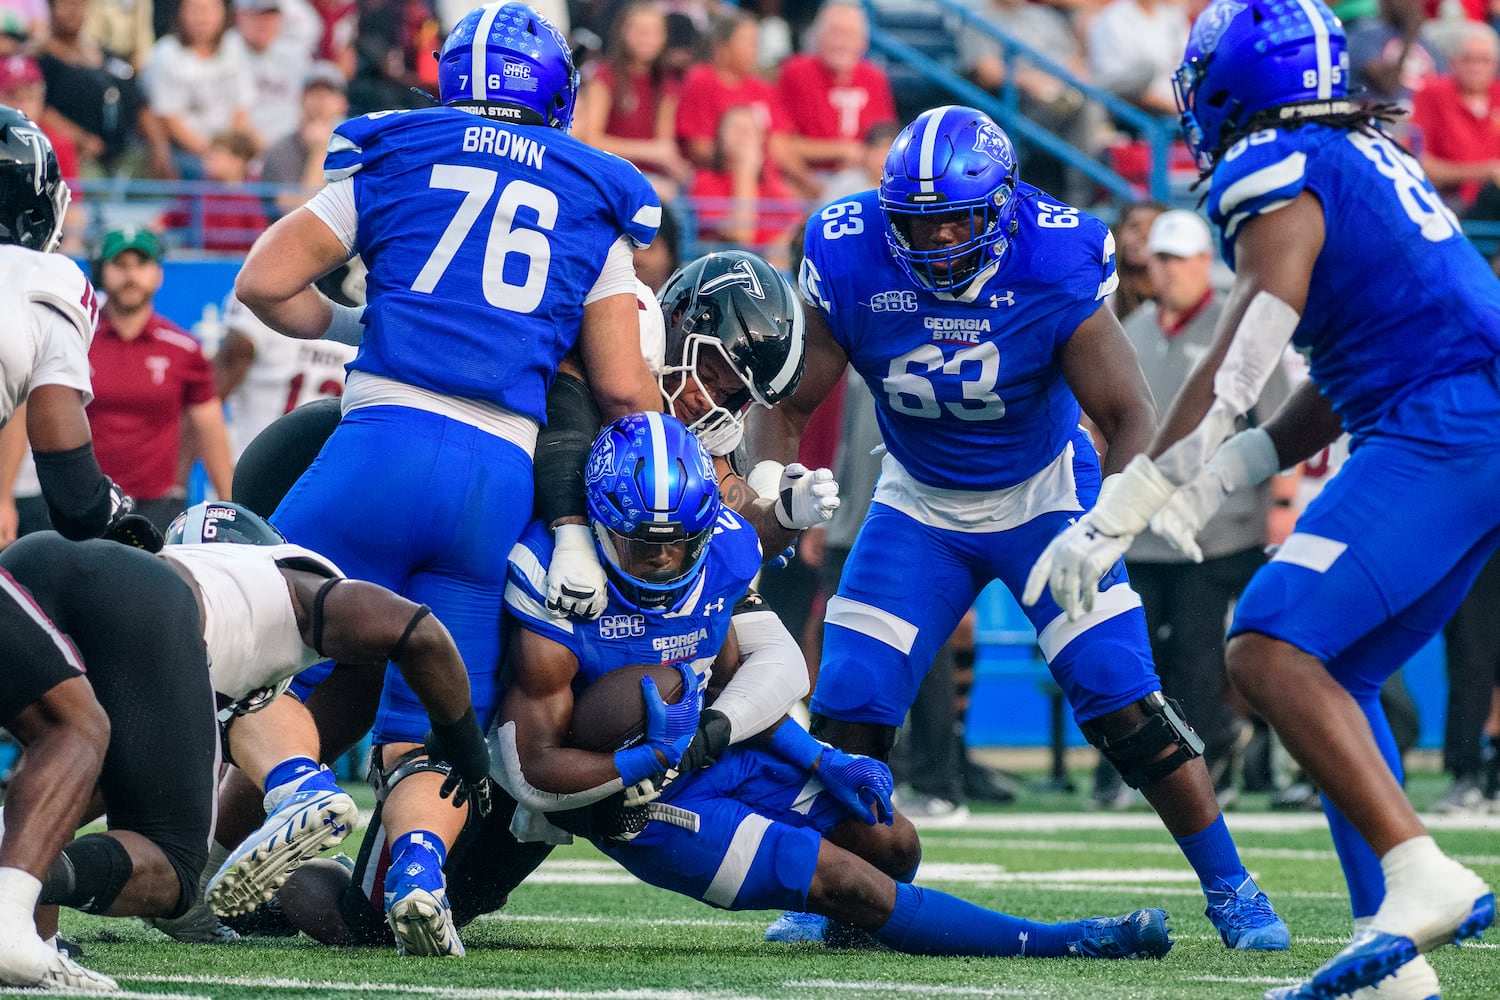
657, 251, 805, 456
0, 105, 68, 252
437, 2, 578, 131
879, 106, 1019, 294
166, 501, 286, 546
584, 412, 720, 610
1176, 0, 1350, 168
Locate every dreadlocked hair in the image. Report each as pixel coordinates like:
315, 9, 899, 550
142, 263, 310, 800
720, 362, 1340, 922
1191, 98, 1409, 195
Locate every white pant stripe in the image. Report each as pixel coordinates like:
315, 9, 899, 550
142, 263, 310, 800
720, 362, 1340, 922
824, 596, 919, 655
702, 813, 772, 908
0, 569, 85, 672
1272, 532, 1348, 573
1036, 581, 1142, 661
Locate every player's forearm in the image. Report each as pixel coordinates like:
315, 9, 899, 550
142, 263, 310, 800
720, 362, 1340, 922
745, 402, 805, 467
1259, 377, 1343, 470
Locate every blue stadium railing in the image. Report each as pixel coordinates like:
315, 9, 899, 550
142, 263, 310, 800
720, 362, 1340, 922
863, 0, 1181, 203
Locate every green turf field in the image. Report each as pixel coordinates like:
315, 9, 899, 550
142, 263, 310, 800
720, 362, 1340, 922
26, 775, 1499, 1000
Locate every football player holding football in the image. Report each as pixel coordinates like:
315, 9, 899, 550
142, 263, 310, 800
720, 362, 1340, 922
1032, 1, 1496, 996
488, 411, 1172, 961
750, 105, 1287, 950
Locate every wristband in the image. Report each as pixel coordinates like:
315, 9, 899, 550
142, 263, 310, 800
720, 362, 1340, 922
767, 719, 825, 772
323, 302, 365, 346
614, 744, 665, 787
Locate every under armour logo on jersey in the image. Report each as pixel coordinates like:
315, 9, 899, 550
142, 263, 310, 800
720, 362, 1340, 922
990, 291, 1015, 308
702, 597, 725, 615
699, 257, 765, 300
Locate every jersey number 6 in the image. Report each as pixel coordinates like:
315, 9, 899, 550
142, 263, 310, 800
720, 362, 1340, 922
411, 165, 558, 313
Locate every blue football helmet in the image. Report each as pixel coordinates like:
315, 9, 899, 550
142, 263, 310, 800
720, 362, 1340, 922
1174, 0, 1350, 168
166, 501, 286, 546
584, 412, 720, 611
437, 2, 578, 131
878, 105, 1019, 293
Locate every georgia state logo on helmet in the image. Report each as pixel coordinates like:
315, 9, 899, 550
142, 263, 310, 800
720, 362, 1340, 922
437, 2, 578, 130
878, 106, 1020, 294
584, 412, 720, 611
1173, 0, 1350, 168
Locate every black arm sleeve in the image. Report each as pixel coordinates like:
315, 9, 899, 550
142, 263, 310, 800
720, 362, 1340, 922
32, 442, 113, 540
534, 371, 602, 526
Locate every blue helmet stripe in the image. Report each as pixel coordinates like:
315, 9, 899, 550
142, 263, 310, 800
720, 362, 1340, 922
471, 2, 504, 101
644, 410, 670, 522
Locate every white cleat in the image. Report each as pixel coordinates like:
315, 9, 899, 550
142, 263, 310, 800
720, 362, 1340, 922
207, 786, 358, 917
386, 886, 465, 958
36, 950, 118, 993
1344, 954, 1440, 1000
0, 927, 116, 992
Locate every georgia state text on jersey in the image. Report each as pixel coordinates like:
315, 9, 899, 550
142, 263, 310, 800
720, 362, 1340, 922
504, 512, 761, 691
0, 245, 97, 425
799, 187, 1116, 491
324, 106, 661, 420
1208, 125, 1500, 446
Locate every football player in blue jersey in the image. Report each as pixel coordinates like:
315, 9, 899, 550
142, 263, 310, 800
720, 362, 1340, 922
490, 411, 1174, 962
213, 1, 664, 957
1029, 1, 1497, 997
750, 104, 1289, 951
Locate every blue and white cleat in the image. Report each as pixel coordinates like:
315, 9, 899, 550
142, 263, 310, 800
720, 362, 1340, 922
1265, 953, 1440, 1000
386, 861, 464, 958
206, 783, 358, 918
1067, 908, 1173, 959
1204, 874, 1291, 950
764, 911, 828, 943
1309, 890, 1492, 999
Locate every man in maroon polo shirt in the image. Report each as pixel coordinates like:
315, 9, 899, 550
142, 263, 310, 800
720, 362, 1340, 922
88, 228, 234, 531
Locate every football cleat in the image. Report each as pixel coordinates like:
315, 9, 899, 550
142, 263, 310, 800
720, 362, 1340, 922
0, 925, 116, 992
386, 861, 465, 958
1204, 874, 1291, 950
1265, 954, 1439, 1000
1309, 891, 1492, 999
1066, 908, 1173, 959
206, 784, 358, 917
145, 895, 240, 943
764, 910, 827, 944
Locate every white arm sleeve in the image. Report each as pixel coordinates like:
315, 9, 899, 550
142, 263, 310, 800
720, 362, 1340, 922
303, 178, 359, 255
1155, 291, 1300, 485
583, 237, 639, 306
710, 610, 810, 743
487, 721, 625, 813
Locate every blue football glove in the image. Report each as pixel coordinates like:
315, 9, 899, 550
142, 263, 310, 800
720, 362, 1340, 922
614, 665, 702, 786
816, 748, 895, 826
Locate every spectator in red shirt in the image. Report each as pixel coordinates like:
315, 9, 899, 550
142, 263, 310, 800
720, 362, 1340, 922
87, 228, 235, 531
689, 104, 801, 268
0, 55, 85, 254
676, 8, 819, 198
574, 1, 692, 198
1412, 22, 1500, 211
775, 1, 895, 181
158, 129, 269, 252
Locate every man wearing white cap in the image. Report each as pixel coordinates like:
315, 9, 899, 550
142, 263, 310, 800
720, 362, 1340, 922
1118, 209, 1289, 808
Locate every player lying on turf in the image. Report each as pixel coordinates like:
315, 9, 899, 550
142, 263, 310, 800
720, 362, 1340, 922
487, 411, 1174, 960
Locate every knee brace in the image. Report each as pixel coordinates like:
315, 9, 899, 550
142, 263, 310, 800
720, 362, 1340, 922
40, 833, 134, 915
809, 714, 901, 756
1079, 691, 1205, 790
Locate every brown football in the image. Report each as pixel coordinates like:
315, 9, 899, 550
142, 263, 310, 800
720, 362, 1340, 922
567, 663, 688, 753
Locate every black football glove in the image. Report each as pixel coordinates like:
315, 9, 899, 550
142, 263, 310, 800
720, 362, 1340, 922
100, 486, 163, 553
424, 705, 493, 818
675, 708, 732, 774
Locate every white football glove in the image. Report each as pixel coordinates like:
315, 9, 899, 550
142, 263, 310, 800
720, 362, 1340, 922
1149, 428, 1281, 563
1023, 455, 1176, 621
771, 462, 840, 530
545, 523, 608, 621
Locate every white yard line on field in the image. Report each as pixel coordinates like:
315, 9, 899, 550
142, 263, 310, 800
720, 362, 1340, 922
937, 813, 1500, 834
785, 981, 1030, 996
129, 976, 780, 1000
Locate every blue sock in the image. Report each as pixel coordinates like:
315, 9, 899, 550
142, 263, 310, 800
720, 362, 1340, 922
264, 756, 325, 795
1175, 814, 1249, 888
875, 882, 1074, 956
386, 831, 447, 896
1323, 690, 1399, 918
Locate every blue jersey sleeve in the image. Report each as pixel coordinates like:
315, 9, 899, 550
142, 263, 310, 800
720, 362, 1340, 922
583, 146, 661, 251
1207, 130, 1312, 267
1010, 192, 1118, 349
505, 520, 577, 649
323, 111, 405, 182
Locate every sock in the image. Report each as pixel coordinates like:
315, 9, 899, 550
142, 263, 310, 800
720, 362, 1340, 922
1321, 689, 1401, 918
0, 867, 42, 923
200, 840, 232, 893
1175, 815, 1250, 888
386, 831, 447, 897
874, 881, 1072, 957
264, 757, 325, 796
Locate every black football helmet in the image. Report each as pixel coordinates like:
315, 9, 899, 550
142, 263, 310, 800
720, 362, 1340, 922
0, 105, 69, 252
166, 501, 286, 546
657, 250, 805, 456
